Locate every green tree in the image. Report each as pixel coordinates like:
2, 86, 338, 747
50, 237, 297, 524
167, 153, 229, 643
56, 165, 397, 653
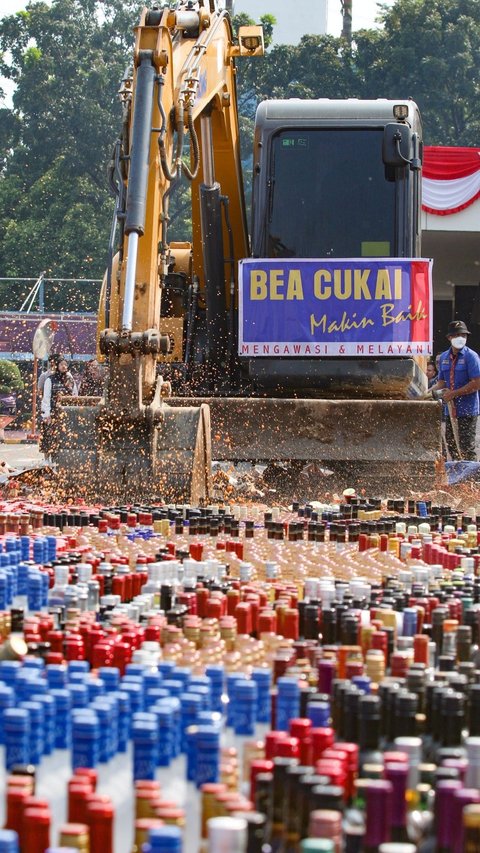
0, 0, 142, 296
355, 0, 480, 145
1, 0, 478, 294
0, 360, 24, 394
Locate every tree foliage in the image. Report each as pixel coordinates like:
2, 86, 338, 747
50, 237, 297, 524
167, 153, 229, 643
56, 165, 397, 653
0, 360, 24, 394
355, 0, 480, 145
0, 0, 478, 292
0, 0, 142, 287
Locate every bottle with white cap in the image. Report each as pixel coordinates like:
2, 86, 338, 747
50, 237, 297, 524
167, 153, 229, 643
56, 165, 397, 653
394, 736, 422, 791
207, 816, 248, 852
47, 565, 69, 605
465, 737, 480, 789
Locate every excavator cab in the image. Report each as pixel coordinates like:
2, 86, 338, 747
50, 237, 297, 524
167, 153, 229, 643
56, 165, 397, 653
248, 99, 425, 398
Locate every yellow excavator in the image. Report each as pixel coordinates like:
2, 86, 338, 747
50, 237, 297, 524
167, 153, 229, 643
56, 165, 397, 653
57, 1, 440, 502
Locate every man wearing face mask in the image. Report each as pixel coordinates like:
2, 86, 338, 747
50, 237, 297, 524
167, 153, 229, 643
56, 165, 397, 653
430, 320, 480, 460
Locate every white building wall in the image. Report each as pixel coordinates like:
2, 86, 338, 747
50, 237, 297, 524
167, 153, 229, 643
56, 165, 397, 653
234, 0, 328, 44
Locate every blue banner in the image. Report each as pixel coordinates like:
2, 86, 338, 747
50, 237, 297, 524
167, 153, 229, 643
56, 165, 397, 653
239, 258, 433, 357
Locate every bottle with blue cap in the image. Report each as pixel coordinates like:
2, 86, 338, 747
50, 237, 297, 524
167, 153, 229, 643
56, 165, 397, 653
0, 571, 8, 611
132, 713, 158, 780
0, 660, 21, 688
46, 664, 67, 688
226, 673, 245, 728
179, 691, 202, 750
46, 535, 57, 561
32, 536, 46, 564
152, 693, 180, 758
144, 825, 182, 852
114, 689, 131, 751
68, 659, 90, 677
20, 535, 30, 561
153, 702, 174, 767
276, 677, 300, 732
0, 829, 19, 853
31, 693, 55, 756
163, 679, 184, 698
19, 700, 44, 765
50, 687, 72, 749
171, 666, 191, 690
195, 724, 220, 788
251, 668, 271, 723
90, 698, 114, 763
185, 724, 199, 782
97, 666, 120, 692
189, 683, 210, 711
72, 709, 100, 769
351, 675, 371, 696
402, 608, 418, 638
40, 569, 49, 606
233, 680, 257, 737
27, 568, 43, 612
16, 561, 29, 597
69, 682, 89, 709
120, 679, 143, 715
205, 664, 224, 714
0, 683, 14, 745
3, 707, 30, 771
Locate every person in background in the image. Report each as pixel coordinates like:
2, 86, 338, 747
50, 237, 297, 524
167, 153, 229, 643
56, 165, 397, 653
426, 359, 438, 389
429, 320, 480, 460
40, 356, 78, 460
37, 353, 58, 398
79, 359, 105, 396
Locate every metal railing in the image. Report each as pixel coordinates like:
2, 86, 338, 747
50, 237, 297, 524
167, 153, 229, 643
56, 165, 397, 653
0, 275, 102, 314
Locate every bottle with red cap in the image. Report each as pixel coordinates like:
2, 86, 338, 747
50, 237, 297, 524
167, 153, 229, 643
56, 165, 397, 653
22, 806, 51, 853
87, 799, 114, 853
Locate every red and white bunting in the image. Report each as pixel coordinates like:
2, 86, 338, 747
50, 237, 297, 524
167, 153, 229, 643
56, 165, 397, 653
422, 146, 480, 216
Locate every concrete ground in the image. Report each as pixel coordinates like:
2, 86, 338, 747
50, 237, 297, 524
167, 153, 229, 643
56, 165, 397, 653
0, 431, 44, 471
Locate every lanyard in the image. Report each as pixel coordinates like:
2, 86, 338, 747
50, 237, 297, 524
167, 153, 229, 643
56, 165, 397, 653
449, 352, 458, 418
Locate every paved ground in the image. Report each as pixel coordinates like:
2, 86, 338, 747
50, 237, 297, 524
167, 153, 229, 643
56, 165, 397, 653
0, 432, 44, 471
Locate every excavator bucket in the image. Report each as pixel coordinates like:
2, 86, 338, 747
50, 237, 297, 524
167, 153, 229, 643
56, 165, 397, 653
54, 399, 211, 504
170, 397, 442, 494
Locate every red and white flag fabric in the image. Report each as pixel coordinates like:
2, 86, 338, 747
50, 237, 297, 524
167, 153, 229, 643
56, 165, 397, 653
422, 146, 480, 216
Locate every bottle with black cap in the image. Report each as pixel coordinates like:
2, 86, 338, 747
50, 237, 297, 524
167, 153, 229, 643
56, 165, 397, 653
298, 774, 331, 841
232, 811, 271, 853
439, 690, 465, 749
343, 686, 362, 745
271, 757, 297, 851
358, 694, 383, 771
309, 783, 344, 813
393, 691, 418, 739
283, 765, 314, 853
254, 772, 273, 844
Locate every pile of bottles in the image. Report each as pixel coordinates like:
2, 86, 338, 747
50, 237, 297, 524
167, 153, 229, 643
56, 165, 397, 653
0, 494, 480, 851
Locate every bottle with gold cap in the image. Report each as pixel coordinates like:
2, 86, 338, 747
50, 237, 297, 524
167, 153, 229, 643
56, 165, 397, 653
464, 804, 480, 853
131, 818, 164, 853
58, 823, 90, 851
